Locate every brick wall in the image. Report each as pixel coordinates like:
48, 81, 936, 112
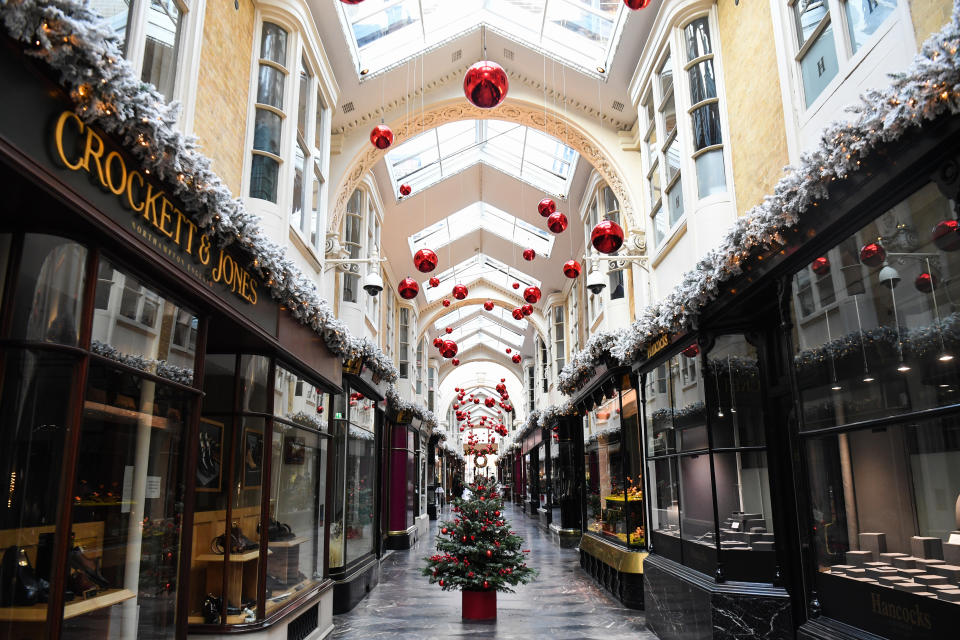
910, 0, 954, 45
716, 0, 790, 217
192, 0, 255, 196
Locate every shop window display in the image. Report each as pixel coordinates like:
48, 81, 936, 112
584, 375, 645, 548
791, 182, 960, 617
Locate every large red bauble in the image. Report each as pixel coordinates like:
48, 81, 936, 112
483, 300, 495, 311
512, 308, 525, 320
859, 242, 886, 267
547, 211, 568, 233
537, 198, 556, 217
370, 124, 393, 149
563, 259, 582, 278
682, 343, 700, 358
398, 277, 419, 299
399, 183, 412, 197
452, 284, 469, 300
485, 397, 495, 408
623, 0, 652, 9
932, 219, 960, 251
442, 299, 451, 307
915, 272, 938, 293
413, 248, 438, 273
521, 304, 533, 316
463, 60, 509, 109
522, 248, 536, 261
452, 358, 460, 366
445, 327, 453, 334
811, 256, 830, 276
591, 220, 625, 254
429, 276, 440, 287
433, 337, 444, 348
523, 286, 542, 304
511, 353, 521, 364
441, 340, 459, 358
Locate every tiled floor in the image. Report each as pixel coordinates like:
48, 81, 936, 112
331, 501, 656, 639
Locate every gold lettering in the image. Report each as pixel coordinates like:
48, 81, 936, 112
126, 170, 145, 212
143, 184, 163, 226
157, 197, 174, 238
103, 151, 127, 196
198, 234, 211, 265
82, 128, 107, 187
248, 277, 258, 305
54, 111, 84, 170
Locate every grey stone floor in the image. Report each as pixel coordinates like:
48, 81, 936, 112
331, 501, 656, 639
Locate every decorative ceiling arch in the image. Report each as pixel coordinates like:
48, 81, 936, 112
437, 342, 525, 382
329, 97, 641, 240
416, 294, 548, 348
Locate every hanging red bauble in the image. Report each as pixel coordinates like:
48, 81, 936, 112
915, 272, 938, 293
682, 344, 699, 358
445, 327, 453, 334
398, 277, 419, 299
485, 397, 495, 408
521, 303, 533, 316
591, 220, 625, 254
413, 248, 438, 273
931, 219, 960, 251
623, 0, 652, 9
339, 0, 365, 4
511, 353, 521, 364
522, 248, 536, 261
433, 337, 444, 348
859, 242, 886, 267
399, 183, 412, 197
500, 378, 505, 382
563, 260, 582, 279
537, 198, 556, 217
452, 284, 469, 300
442, 299, 451, 307
811, 256, 830, 276
369, 124, 393, 149
429, 276, 440, 287
547, 211, 568, 233
509, 282, 518, 290
452, 358, 460, 366
523, 286, 542, 304
505, 348, 512, 354
511, 308, 524, 320
441, 340, 459, 359
474, 398, 480, 404
483, 300, 495, 311
463, 60, 509, 109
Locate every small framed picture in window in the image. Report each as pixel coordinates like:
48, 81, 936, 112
197, 418, 223, 492
243, 428, 264, 489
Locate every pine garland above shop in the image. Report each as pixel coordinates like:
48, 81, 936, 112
386, 387, 439, 431
0, 0, 398, 383
559, 1, 960, 396
91, 339, 194, 386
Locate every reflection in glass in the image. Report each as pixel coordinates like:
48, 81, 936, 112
12, 235, 87, 346
260, 23, 288, 65
253, 109, 282, 156
256, 66, 285, 110
345, 423, 376, 564
250, 155, 280, 203
140, 0, 183, 101
845, 0, 895, 53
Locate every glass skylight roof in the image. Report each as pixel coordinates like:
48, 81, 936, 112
424, 253, 540, 303
410, 202, 554, 257
434, 305, 527, 332
453, 317, 524, 348
386, 120, 579, 197
459, 331, 516, 356
337, 1, 626, 77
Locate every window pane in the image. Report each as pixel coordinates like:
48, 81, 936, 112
311, 171, 323, 248
11, 235, 87, 345
691, 102, 723, 151
800, 23, 839, 107
291, 143, 306, 231
140, 0, 183, 101
648, 457, 681, 540
665, 139, 681, 181
253, 108, 282, 155
88, 0, 130, 52
845, 0, 896, 53
658, 54, 673, 97
667, 178, 685, 227
315, 91, 327, 150
257, 65, 285, 109
662, 92, 677, 137
688, 59, 717, 105
250, 154, 280, 202
706, 335, 764, 448
345, 422, 376, 564
684, 17, 712, 60
648, 162, 662, 208
652, 206, 667, 247
794, 0, 829, 47
695, 148, 726, 198
298, 59, 310, 138
261, 22, 288, 64
680, 454, 716, 546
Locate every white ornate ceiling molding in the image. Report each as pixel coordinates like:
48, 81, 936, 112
330, 98, 643, 243
415, 287, 548, 345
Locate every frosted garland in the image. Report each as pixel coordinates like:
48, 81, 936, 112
287, 411, 326, 431
90, 339, 194, 385
385, 387, 438, 431
0, 0, 398, 383
559, 2, 960, 395
536, 399, 577, 429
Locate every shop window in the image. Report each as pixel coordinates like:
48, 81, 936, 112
584, 375, 645, 548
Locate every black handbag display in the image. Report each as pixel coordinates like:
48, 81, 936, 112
0, 546, 41, 607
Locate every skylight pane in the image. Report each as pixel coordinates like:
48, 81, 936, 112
350, 0, 422, 60
408, 202, 554, 257
422, 253, 539, 302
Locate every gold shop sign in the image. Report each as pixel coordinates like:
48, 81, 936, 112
646, 334, 669, 359
52, 110, 259, 307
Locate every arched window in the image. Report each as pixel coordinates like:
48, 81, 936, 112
341, 188, 381, 307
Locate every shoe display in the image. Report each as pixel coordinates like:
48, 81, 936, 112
257, 519, 296, 542
210, 524, 259, 554
0, 546, 42, 607
69, 546, 109, 588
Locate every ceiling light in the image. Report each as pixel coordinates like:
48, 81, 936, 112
897, 363, 911, 372
940, 353, 954, 362
596, 65, 606, 73
831, 384, 842, 391
862, 375, 875, 383
360, 68, 369, 76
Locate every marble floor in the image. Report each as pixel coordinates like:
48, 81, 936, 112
331, 501, 656, 639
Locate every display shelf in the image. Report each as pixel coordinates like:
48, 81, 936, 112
83, 401, 172, 429
188, 613, 249, 625
265, 577, 315, 616
0, 588, 136, 622
267, 536, 308, 548
196, 549, 262, 563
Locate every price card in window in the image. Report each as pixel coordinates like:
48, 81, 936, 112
145, 476, 161, 499
731, 522, 740, 529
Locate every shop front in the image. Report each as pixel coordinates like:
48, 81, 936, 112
0, 42, 345, 640
384, 415, 428, 550
546, 414, 583, 549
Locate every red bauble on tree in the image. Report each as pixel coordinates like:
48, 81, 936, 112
682, 343, 700, 358
859, 242, 886, 268
811, 256, 830, 276
522, 248, 536, 261
414, 248, 438, 273
563, 260, 582, 278
931, 219, 960, 251
463, 61, 509, 109
547, 211, 568, 233
521, 304, 533, 316
523, 286, 541, 304
370, 124, 394, 149
623, 0, 652, 9
591, 220, 625, 254
399, 183, 412, 197
511, 353, 521, 364
452, 284, 469, 300
511, 308, 524, 320
429, 276, 440, 287
441, 340, 459, 359
537, 198, 556, 217
398, 277, 419, 299
915, 272, 938, 293
483, 300, 495, 311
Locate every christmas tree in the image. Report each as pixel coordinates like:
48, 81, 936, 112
422, 479, 536, 592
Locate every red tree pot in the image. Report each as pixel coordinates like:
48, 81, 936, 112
462, 589, 497, 620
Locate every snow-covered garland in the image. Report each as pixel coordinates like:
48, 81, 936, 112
286, 411, 326, 432
651, 401, 706, 426
560, 2, 960, 396
585, 423, 621, 446
0, 0, 398, 384
385, 387, 438, 431
90, 339, 194, 385
536, 399, 577, 429
704, 355, 759, 378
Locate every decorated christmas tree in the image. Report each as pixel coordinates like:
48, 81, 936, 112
422, 479, 535, 603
